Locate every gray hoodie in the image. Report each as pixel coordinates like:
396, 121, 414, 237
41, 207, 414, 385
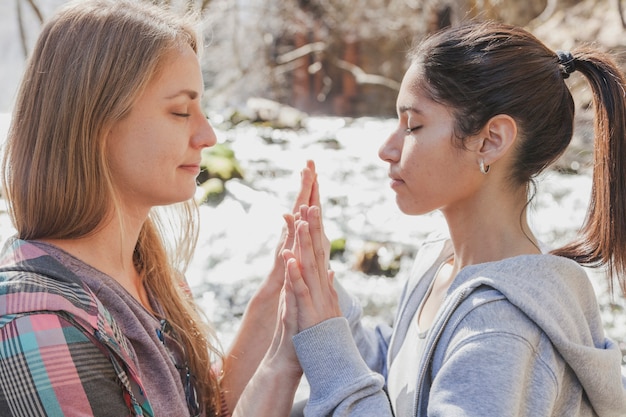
293, 234, 626, 416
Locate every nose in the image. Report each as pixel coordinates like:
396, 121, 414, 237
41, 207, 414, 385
192, 113, 217, 149
378, 127, 402, 163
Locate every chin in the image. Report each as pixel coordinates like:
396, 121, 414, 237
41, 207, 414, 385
396, 199, 432, 217
163, 191, 196, 206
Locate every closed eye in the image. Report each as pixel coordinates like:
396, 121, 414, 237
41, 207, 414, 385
173, 112, 191, 118
405, 126, 422, 134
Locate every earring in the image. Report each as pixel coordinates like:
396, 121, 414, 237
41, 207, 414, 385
480, 160, 490, 174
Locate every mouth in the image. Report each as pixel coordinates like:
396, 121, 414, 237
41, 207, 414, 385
179, 163, 201, 175
388, 172, 404, 188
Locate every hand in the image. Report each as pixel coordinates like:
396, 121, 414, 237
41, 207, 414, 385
283, 206, 341, 331
266, 161, 332, 301
265, 160, 320, 291
221, 161, 320, 412
261, 278, 302, 378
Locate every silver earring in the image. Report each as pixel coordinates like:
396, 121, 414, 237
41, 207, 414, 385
480, 160, 490, 174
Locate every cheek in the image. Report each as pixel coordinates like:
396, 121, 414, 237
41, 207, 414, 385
400, 141, 429, 174
400, 141, 454, 187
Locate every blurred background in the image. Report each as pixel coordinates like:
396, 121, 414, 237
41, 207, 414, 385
2, 0, 626, 117
0, 0, 625, 370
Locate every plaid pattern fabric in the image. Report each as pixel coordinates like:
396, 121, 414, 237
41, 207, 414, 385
0, 238, 154, 416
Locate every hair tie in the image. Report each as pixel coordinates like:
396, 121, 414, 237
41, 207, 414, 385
556, 50, 576, 79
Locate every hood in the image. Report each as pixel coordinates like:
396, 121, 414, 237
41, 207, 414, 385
448, 254, 626, 415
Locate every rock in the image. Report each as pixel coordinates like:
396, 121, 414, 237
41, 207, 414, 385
354, 241, 401, 277
198, 178, 226, 206
246, 97, 307, 129
198, 143, 244, 184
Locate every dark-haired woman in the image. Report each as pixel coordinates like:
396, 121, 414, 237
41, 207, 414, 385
273, 20, 626, 416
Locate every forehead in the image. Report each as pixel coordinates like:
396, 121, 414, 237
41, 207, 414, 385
112, 45, 202, 122
143, 45, 202, 95
396, 64, 433, 114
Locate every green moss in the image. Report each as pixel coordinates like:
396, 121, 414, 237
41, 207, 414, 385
330, 238, 346, 258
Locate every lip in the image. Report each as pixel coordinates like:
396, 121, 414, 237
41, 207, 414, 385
179, 163, 201, 175
388, 171, 404, 188
390, 178, 404, 189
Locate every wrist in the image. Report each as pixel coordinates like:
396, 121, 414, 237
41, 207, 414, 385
246, 268, 283, 316
259, 353, 303, 384
232, 360, 301, 417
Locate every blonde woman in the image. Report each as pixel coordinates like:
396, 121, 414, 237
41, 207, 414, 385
0, 0, 316, 415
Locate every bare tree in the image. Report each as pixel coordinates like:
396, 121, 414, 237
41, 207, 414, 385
16, 0, 44, 58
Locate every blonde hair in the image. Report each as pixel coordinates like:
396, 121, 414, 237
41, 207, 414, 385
2, 0, 222, 413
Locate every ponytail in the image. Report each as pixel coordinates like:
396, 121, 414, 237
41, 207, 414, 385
408, 21, 626, 296
551, 47, 626, 297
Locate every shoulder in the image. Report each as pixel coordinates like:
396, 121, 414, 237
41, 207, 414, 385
450, 254, 598, 329
434, 291, 564, 384
0, 312, 99, 355
0, 313, 133, 417
0, 238, 99, 318
444, 288, 549, 351
0, 239, 136, 370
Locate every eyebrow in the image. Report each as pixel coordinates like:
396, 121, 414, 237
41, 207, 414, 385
166, 89, 199, 100
398, 105, 423, 114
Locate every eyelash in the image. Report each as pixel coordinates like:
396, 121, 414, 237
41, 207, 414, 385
405, 126, 421, 134
173, 112, 191, 118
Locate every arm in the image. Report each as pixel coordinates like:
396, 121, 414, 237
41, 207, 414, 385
231, 277, 303, 417
335, 278, 393, 376
0, 314, 130, 417
220, 160, 327, 411
285, 207, 393, 416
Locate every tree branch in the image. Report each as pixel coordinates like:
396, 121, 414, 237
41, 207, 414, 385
333, 58, 400, 91
274, 41, 400, 91
16, 0, 28, 58
275, 42, 326, 65
24, 0, 43, 24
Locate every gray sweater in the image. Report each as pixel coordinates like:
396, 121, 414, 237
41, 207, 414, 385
293, 234, 626, 416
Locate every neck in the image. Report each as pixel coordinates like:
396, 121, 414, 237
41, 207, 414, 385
37, 210, 151, 309
441, 186, 540, 272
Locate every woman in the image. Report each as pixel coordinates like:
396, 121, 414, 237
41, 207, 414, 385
0, 0, 317, 415
277, 21, 626, 416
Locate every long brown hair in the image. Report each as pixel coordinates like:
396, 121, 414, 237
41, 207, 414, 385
2, 0, 222, 413
410, 21, 626, 296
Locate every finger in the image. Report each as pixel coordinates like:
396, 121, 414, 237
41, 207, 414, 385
281, 276, 298, 338
284, 254, 318, 330
290, 163, 316, 213
280, 213, 296, 252
294, 221, 324, 304
306, 206, 329, 290
282, 248, 296, 269
306, 159, 316, 175
299, 205, 309, 222
326, 270, 342, 317
310, 173, 321, 208
305, 160, 318, 206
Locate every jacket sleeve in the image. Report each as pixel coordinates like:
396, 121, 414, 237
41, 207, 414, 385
293, 317, 393, 417
0, 313, 130, 417
335, 278, 393, 377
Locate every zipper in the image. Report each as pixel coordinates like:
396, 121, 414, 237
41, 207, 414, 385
413, 287, 471, 416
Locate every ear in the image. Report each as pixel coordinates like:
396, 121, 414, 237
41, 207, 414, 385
472, 114, 518, 167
